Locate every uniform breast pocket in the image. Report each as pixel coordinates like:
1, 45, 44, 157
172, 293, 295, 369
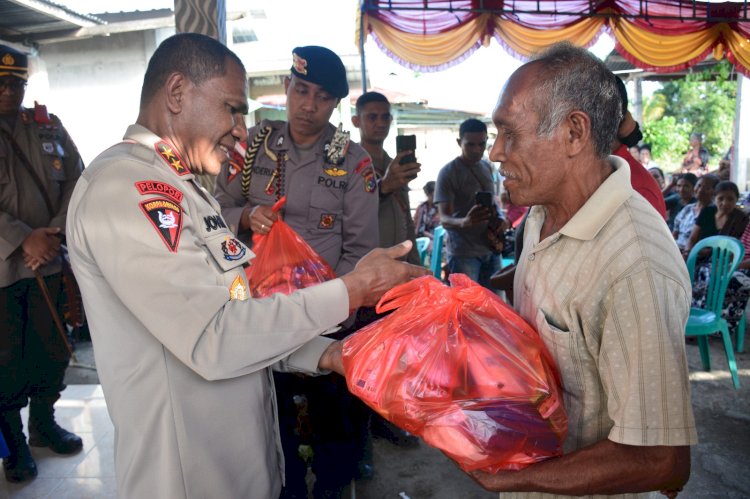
204, 230, 253, 280
43, 144, 67, 182
307, 183, 344, 232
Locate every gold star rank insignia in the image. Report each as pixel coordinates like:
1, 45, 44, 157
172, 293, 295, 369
154, 141, 190, 176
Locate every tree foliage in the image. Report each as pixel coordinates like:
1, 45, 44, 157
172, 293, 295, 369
641, 60, 736, 172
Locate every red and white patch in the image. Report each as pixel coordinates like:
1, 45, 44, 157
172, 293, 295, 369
354, 157, 372, 174
134, 180, 184, 203
226, 159, 240, 183
154, 141, 189, 176
139, 197, 183, 252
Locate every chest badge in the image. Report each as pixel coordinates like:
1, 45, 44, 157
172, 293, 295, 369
323, 165, 347, 177
155, 141, 190, 176
319, 214, 336, 229
229, 274, 248, 301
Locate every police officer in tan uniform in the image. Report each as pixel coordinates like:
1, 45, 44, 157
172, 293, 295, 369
214, 46, 379, 498
0, 45, 84, 483
65, 34, 424, 499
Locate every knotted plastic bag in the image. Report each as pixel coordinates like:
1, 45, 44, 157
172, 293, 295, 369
245, 197, 336, 298
342, 274, 567, 473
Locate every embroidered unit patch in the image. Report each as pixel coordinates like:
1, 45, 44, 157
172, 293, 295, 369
139, 198, 183, 252
362, 170, 376, 193
154, 141, 189, 176
134, 180, 184, 203
221, 236, 247, 261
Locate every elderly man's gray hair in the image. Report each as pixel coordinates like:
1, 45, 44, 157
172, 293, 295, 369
529, 42, 622, 159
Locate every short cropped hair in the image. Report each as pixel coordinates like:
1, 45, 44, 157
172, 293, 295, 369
355, 91, 389, 113
529, 42, 621, 159
459, 118, 487, 138
140, 33, 245, 108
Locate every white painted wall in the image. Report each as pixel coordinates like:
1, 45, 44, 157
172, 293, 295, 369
23, 28, 175, 166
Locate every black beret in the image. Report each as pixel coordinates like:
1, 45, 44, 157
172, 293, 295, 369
291, 46, 348, 99
0, 45, 28, 80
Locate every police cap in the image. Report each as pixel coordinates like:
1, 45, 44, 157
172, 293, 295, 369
0, 45, 28, 80
290, 46, 348, 99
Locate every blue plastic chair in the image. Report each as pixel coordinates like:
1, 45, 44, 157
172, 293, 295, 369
416, 237, 430, 267
430, 226, 446, 279
686, 235, 743, 389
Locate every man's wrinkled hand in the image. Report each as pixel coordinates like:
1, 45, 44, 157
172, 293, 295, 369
341, 241, 430, 309
318, 340, 344, 375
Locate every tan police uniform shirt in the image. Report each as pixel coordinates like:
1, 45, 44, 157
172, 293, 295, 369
66, 124, 351, 499
507, 157, 697, 499
215, 120, 379, 277
0, 107, 83, 286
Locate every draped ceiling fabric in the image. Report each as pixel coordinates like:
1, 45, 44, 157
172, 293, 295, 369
358, 0, 750, 76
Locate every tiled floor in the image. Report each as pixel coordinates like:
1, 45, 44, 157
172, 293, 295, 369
0, 385, 117, 499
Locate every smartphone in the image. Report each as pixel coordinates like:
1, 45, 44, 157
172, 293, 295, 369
396, 134, 417, 165
475, 191, 493, 207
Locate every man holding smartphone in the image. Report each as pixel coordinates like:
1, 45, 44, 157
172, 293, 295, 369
351, 91, 420, 265
434, 118, 502, 289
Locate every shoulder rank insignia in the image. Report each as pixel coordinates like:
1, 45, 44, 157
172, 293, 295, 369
221, 236, 247, 261
155, 141, 190, 177
324, 123, 350, 166
139, 198, 183, 252
229, 274, 248, 301
135, 180, 184, 203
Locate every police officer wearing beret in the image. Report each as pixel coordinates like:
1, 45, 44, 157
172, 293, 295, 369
215, 46, 380, 498
0, 45, 84, 483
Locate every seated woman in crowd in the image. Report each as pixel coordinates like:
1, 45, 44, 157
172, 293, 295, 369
673, 174, 719, 255
685, 180, 748, 256
414, 180, 440, 241
692, 184, 750, 339
664, 173, 697, 231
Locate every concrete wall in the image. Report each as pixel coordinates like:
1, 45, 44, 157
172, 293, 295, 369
24, 28, 175, 165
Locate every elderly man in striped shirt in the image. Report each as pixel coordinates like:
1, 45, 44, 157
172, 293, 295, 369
470, 42, 696, 499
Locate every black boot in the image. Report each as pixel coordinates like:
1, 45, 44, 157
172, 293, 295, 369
28, 400, 82, 455
0, 410, 38, 483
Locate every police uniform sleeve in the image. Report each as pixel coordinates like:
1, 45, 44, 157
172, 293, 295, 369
67, 157, 350, 381
50, 117, 84, 232
337, 146, 379, 276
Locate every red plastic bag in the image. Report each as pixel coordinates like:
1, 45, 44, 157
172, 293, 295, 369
342, 274, 567, 473
245, 197, 336, 298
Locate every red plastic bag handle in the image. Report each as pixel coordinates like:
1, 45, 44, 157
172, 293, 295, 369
271, 196, 286, 213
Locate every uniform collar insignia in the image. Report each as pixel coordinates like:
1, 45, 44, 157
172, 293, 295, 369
324, 123, 350, 166
154, 140, 190, 177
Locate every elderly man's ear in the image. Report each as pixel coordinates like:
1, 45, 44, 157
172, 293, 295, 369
564, 110, 591, 157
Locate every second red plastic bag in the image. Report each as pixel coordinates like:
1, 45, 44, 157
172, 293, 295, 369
245, 197, 336, 298
342, 274, 567, 473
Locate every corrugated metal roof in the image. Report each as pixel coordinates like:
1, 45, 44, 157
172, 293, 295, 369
0, 0, 105, 43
